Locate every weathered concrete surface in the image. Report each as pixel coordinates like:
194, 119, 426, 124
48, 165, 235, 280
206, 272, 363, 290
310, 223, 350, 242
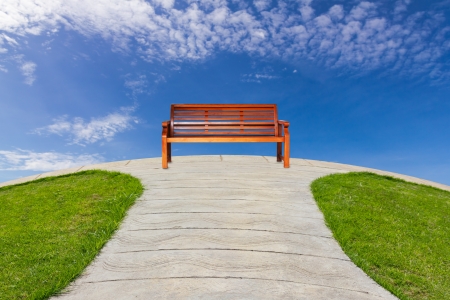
3, 155, 448, 299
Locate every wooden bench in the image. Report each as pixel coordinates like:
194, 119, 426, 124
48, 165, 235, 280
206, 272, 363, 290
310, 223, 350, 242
161, 104, 290, 168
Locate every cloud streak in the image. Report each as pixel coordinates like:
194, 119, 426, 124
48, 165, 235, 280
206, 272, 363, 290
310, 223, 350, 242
0, 149, 103, 171
1, 0, 449, 82
11, 54, 37, 84
19, 60, 36, 85
241, 71, 279, 83
33, 106, 139, 146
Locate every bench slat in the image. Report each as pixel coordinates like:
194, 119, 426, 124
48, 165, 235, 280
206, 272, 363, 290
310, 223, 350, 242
175, 115, 273, 118
173, 117, 274, 121
174, 111, 272, 113
173, 131, 275, 135
173, 122, 275, 125
172, 104, 275, 107
174, 116, 273, 119
172, 107, 275, 111
174, 127, 274, 130
167, 136, 285, 142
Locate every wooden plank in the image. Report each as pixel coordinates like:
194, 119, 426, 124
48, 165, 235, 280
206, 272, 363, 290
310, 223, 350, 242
173, 122, 275, 126
172, 104, 276, 108
174, 111, 274, 117
174, 108, 274, 115
167, 136, 284, 142
173, 131, 275, 135
274, 104, 279, 137
174, 115, 273, 118
173, 126, 275, 130
170, 105, 175, 137
173, 117, 275, 121
174, 106, 273, 111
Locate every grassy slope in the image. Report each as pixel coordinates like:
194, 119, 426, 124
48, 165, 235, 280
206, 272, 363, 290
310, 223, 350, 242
0, 170, 143, 300
311, 172, 450, 300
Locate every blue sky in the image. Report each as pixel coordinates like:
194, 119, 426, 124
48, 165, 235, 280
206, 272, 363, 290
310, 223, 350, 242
1, 0, 450, 185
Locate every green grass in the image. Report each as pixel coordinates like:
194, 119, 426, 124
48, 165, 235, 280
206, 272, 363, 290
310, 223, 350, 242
311, 172, 450, 300
0, 170, 143, 300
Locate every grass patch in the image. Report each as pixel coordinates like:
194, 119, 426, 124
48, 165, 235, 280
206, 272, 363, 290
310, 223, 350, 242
0, 170, 143, 300
311, 172, 450, 300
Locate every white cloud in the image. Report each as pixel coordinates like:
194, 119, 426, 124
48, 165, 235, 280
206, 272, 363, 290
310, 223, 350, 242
33, 106, 139, 146
254, 73, 277, 79
345, 2, 377, 22
241, 72, 278, 83
299, 5, 314, 22
0, 0, 449, 82
154, 74, 166, 84
12, 54, 37, 84
20, 60, 36, 85
125, 74, 148, 95
1, 33, 18, 47
154, 0, 174, 10
328, 5, 344, 22
394, 0, 410, 16
254, 0, 271, 12
0, 149, 103, 171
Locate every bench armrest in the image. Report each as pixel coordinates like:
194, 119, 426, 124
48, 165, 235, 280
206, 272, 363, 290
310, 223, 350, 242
162, 121, 170, 138
278, 120, 290, 128
278, 120, 290, 137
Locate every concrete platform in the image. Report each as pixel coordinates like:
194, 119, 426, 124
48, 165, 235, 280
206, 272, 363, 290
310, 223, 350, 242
2, 156, 448, 299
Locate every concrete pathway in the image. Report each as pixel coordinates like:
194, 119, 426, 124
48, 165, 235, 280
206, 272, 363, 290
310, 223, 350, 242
3, 156, 448, 299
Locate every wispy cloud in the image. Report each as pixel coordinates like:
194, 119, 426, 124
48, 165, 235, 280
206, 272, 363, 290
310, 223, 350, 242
254, 0, 271, 12
1, 0, 449, 82
0, 149, 103, 171
20, 60, 36, 85
1, 33, 18, 53
241, 72, 279, 83
12, 54, 37, 85
124, 75, 148, 96
33, 106, 139, 146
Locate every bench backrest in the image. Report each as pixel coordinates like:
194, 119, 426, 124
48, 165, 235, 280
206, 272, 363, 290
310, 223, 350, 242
170, 104, 279, 137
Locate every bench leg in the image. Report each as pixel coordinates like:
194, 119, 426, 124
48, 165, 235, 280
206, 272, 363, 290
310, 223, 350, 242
168, 143, 172, 163
162, 137, 168, 169
277, 142, 282, 162
284, 137, 290, 168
